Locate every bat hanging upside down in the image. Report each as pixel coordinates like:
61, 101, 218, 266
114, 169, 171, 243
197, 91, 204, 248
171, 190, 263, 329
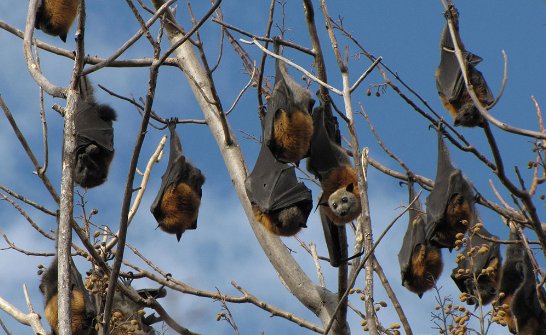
398, 180, 444, 297
151, 121, 205, 241
263, 39, 315, 164
435, 5, 494, 127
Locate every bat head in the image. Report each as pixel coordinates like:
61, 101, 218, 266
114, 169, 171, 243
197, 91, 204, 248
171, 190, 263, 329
454, 104, 484, 127
327, 183, 359, 220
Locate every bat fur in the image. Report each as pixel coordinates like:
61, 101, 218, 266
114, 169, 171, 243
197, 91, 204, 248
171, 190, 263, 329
35, 0, 79, 42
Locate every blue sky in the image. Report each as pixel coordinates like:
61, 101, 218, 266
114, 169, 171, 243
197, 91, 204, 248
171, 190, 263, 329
0, 1, 545, 334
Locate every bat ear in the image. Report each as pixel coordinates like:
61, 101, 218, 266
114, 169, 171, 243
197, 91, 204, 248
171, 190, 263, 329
176, 232, 182, 242
345, 183, 354, 193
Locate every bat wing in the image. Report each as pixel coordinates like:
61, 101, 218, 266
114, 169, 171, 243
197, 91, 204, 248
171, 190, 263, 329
75, 100, 114, 152
306, 105, 350, 180
425, 128, 456, 238
398, 180, 427, 282
319, 204, 342, 267
246, 143, 311, 212
262, 73, 290, 147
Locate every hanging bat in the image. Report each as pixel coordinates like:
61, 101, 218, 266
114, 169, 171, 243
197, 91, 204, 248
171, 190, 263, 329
435, 5, 494, 127
509, 232, 546, 335
425, 127, 474, 250
263, 40, 315, 164
496, 226, 524, 333
306, 105, 361, 225
74, 77, 117, 188
245, 142, 312, 236
35, 0, 80, 42
151, 122, 205, 241
398, 180, 443, 297
451, 223, 501, 306
110, 286, 167, 335
39, 257, 96, 335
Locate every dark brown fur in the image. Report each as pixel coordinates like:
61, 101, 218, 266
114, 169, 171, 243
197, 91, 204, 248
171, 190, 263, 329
433, 193, 471, 248
320, 165, 361, 225
158, 182, 201, 240
273, 109, 313, 163
404, 244, 444, 295
252, 205, 308, 236
35, 0, 79, 42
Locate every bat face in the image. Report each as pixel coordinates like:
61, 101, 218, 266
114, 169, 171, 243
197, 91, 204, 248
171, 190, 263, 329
74, 101, 116, 188
40, 257, 96, 335
151, 123, 205, 241
435, 8, 494, 128
425, 128, 474, 249
398, 181, 444, 297
263, 43, 314, 164
321, 168, 362, 225
245, 143, 312, 236
451, 225, 501, 306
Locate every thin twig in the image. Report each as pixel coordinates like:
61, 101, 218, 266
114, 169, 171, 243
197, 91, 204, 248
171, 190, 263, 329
105, 136, 167, 251
241, 38, 342, 95
372, 257, 413, 335
83, 0, 176, 75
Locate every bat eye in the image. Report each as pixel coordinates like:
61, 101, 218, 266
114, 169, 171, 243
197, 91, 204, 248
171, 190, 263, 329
332, 203, 338, 209
341, 197, 348, 203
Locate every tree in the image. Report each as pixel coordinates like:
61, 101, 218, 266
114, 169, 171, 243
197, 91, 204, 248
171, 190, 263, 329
0, 0, 544, 334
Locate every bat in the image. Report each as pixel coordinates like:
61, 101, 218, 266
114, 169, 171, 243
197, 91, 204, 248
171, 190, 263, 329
451, 223, 501, 306
74, 77, 117, 188
110, 286, 166, 335
245, 142, 312, 236
398, 180, 443, 297
496, 226, 524, 333
509, 231, 546, 335
151, 122, 205, 241
263, 40, 315, 164
35, 0, 79, 42
306, 105, 361, 225
39, 257, 96, 335
435, 5, 494, 127
425, 127, 474, 250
